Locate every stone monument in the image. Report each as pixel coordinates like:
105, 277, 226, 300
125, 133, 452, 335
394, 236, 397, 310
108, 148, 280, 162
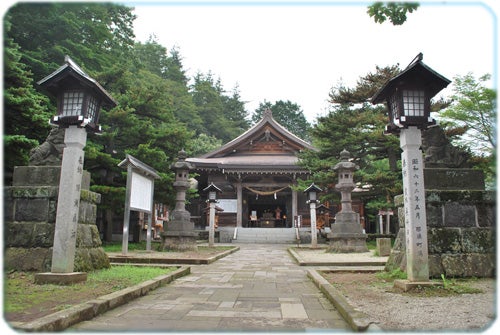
161, 150, 198, 251
386, 126, 495, 277
327, 149, 368, 253
4, 129, 110, 274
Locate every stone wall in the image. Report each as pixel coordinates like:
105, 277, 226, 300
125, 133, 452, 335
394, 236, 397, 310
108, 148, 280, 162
4, 166, 110, 272
386, 190, 496, 277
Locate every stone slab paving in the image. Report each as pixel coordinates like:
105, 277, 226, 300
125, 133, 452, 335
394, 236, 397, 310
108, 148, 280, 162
71, 244, 350, 332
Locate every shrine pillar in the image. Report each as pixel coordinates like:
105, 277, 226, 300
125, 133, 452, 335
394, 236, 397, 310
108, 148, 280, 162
236, 181, 243, 227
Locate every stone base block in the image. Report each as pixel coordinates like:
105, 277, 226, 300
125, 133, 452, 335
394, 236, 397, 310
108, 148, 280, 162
34, 272, 87, 285
327, 234, 368, 253
393, 279, 442, 292
376, 238, 392, 256
161, 231, 198, 251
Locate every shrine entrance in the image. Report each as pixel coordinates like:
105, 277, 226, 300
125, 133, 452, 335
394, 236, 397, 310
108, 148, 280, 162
186, 109, 317, 235
246, 195, 288, 228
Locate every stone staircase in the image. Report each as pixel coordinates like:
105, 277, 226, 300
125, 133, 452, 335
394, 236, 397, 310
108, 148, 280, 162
232, 228, 299, 244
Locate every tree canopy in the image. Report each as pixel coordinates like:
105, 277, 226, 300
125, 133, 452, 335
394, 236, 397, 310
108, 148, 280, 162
4, 2, 252, 240
299, 65, 403, 214
437, 73, 496, 188
252, 100, 311, 142
367, 2, 419, 25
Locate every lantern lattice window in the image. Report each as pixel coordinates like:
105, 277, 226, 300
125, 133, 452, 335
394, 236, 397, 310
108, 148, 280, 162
402, 90, 425, 117
62, 91, 84, 117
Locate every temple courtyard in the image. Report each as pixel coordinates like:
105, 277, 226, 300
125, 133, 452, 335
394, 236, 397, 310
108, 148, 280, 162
8, 243, 495, 333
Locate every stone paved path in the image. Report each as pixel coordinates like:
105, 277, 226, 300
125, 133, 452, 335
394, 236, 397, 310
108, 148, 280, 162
71, 244, 350, 332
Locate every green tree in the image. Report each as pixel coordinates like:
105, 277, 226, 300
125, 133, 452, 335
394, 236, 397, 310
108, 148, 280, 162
191, 72, 249, 142
6, 2, 136, 81
367, 2, 419, 25
439, 73, 496, 154
187, 133, 223, 157
132, 36, 170, 79
300, 65, 404, 212
438, 73, 496, 188
252, 100, 311, 141
222, 85, 251, 135
3, 26, 53, 181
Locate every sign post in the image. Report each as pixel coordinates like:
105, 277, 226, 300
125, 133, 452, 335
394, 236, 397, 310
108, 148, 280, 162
119, 155, 160, 255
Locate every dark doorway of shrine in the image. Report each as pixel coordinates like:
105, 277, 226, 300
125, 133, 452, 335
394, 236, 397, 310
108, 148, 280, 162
246, 194, 288, 228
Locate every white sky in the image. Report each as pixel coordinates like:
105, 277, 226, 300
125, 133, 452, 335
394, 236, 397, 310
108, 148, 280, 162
129, 0, 498, 123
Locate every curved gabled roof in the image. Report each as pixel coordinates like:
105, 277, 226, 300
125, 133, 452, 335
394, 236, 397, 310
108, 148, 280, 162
200, 109, 316, 159
37, 55, 117, 108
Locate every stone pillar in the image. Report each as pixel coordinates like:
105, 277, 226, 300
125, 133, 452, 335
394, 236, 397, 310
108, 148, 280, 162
236, 181, 243, 227
208, 201, 216, 247
378, 214, 384, 234
400, 127, 429, 281
292, 188, 298, 223
309, 201, 318, 248
51, 126, 87, 274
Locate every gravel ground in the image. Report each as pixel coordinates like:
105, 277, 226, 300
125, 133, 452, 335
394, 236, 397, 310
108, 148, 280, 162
326, 272, 497, 332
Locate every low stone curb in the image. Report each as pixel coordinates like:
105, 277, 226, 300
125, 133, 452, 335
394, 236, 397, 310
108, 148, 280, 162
12, 266, 190, 332
108, 246, 240, 265
287, 247, 307, 265
288, 247, 387, 267
307, 269, 376, 332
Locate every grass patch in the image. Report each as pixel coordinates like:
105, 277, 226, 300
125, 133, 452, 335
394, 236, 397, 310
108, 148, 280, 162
102, 241, 160, 252
366, 239, 376, 250
438, 274, 483, 295
376, 268, 407, 281
4, 265, 176, 322
375, 270, 483, 296
103, 242, 235, 254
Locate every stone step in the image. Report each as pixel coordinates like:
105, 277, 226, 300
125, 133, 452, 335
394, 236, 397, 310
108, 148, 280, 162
232, 228, 299, 244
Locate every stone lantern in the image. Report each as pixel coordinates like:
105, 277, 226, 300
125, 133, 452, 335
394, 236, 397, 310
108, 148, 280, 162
203, 182, 222, 247
372, 53, 450, 285
327, 149, 368, 253
161, 150, 198, 251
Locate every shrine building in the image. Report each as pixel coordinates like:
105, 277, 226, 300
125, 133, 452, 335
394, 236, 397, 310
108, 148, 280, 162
186, 109, 318, 230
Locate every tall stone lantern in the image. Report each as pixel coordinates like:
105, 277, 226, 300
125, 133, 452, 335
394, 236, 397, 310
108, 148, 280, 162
327, 149, 368, 253
372, 53, 450, 286
34, 56, 116, 284
161, 150, 198, 251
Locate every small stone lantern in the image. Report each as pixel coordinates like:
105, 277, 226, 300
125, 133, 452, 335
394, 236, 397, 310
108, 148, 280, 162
304, 183, 322, 203
304, 183, 322, 248
205, 182, 222, 203
203, 182, 222, 247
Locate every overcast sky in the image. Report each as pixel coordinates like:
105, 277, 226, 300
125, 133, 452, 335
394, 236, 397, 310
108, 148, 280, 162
129, 1, 496, 122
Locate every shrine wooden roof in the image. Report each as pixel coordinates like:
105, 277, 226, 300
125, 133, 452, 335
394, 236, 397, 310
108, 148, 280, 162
187, 109, 317, 175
